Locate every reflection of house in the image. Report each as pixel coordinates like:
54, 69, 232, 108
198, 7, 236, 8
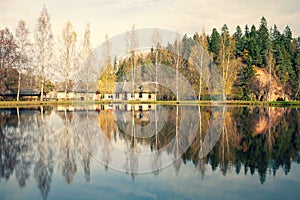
99, 103, 155, 112
99, 82, 156, 101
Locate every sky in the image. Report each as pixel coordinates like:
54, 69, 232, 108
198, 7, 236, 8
0, 0, 300, 48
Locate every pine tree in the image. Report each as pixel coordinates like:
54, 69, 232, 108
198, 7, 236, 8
257, 17, 270, 68
234, 25, 243, 56
209, 28, 221, 61
248, 25, 261, 66
294, 49, 300, 99
245, 25, 250, 38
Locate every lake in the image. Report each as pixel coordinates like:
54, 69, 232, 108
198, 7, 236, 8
0, 104, 299, 200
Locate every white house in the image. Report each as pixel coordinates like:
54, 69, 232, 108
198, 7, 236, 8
73, 81, 98, 101
55, 82, 74, 100
111, 81, 157, 101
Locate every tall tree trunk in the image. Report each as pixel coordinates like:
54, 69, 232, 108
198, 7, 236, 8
155, 50, 158, 101
176, 47, 179, 101
65, 80, 68, 100
17, 72, 21, 101
40, 61, 45, 101
40, 77, 44, 101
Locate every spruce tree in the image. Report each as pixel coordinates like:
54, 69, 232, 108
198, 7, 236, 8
209, 28, 221, 62
234, 25, 243, 56
257, 17, 270, 68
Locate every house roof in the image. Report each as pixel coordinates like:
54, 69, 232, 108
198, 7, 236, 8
115, 81, 156, 93
55, 81, 98, 93
54, 81, 157, 94
0, 89, 40, 96
74, 81, 98, 93
55, 82, 74, 92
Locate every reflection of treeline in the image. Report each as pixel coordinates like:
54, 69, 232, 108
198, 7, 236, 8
0, 107, 93, 199
107, 105, 300, 183
183, 107, 300, 184
1, 106, 300, 197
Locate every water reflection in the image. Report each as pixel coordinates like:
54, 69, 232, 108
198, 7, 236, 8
0, 105, 299, 199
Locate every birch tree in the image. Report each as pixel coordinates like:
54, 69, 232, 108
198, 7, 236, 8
152, 29, 162, 101
125, 24, 138, 97
34, 6, 53, 101
98, 34, 115, 95
217, 25, 239, 98
175, 32, 181, 101
79, 23, 95, 97
190, 30, 209, 100
58, 20, 77, 99
15, 20, 32, 101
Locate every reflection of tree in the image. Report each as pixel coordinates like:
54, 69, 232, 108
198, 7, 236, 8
60, 109, 77, 185
217, 107, 239, 175
0, 132, 18, 181
34, 106, 53, 199
180, 106, 300, 184
123, 109, 140, 179
72, 108, 100, 183
234, 107, 299, 183
0, 110, 16, 180
97, 110, 116, 170
173, 105, 182, 175
196, 106, 209, 177
150, 105, 162, 175
182, 106, 210, 176
15, 107, 31, 187
82, 110, 91, 182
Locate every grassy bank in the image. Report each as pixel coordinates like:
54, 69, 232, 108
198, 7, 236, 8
0, 100, 300, 107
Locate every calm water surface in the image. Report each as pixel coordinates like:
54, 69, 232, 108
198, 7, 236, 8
0, 104, 299, 200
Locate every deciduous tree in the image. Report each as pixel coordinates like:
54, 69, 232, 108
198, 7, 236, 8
58, 20, 77, 99
98, 34, 116, 95
34, 6, 53, 101
15, 20, 32, 101
0, 27, 20, 93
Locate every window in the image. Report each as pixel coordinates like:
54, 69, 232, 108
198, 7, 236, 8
139, 93, 142, 98
148, 94, 151, 99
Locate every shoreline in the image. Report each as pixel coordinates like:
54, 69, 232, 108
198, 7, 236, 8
0, 100, 300, 107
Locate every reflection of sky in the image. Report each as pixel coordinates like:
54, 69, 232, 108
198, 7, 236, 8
1, 159, 300, 200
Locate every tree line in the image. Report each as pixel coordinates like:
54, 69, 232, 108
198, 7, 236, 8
115, 17, 300, 100
0, 6, 94, 101
1, 6, 299, 101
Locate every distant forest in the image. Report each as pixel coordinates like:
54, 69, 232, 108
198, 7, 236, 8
1, 7, 299, 101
